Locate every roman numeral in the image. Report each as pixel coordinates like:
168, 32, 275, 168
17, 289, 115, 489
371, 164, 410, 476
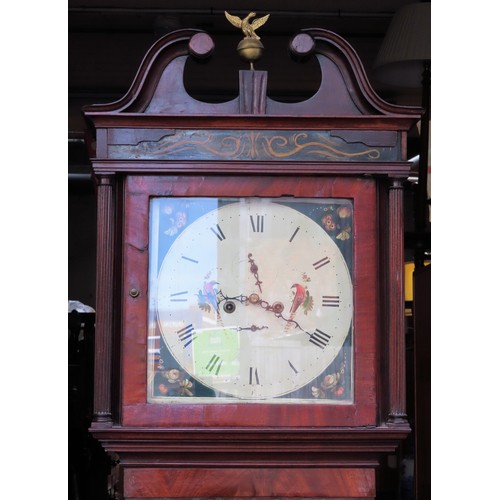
313, 256, 331, 270
289, 226, 300, 242
249, 367, 260, 385
288, 360, 299, 374
322, 295, 340, 307
210, 224, 226, 241
250, 215, 265, 233
308, 329, 331, 349
177, 324, 196, 348
170, 291, 188, 302
205, 354, 223, 375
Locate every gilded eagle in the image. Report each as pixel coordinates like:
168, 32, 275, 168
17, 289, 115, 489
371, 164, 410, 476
224, 11, 270, 40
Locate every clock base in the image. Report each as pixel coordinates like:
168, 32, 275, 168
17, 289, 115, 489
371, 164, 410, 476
91, 426, 410, 499
123, 467, 375, 499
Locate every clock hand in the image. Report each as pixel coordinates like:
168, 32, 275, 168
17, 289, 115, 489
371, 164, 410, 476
247, 253, 263, 292
245, 293, 305, 331
257, 296, 314, 337
231, 325, 269, 332
217, 289, 311, 335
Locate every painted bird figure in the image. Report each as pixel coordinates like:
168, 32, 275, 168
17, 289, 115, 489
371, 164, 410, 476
224, 11, 270, 40
285, 283, 306, 332
290, 283, 306, 315
203, 280, 219, 313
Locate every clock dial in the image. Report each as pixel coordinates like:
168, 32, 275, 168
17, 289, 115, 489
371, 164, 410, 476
149, 198, 353, 401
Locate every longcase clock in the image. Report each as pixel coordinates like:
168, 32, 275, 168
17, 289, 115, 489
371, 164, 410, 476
83, 25, 421, 500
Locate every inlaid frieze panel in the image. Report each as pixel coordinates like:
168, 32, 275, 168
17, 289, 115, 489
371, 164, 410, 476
108, 129, 399, 162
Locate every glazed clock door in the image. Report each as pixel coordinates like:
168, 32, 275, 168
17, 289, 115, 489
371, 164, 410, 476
120, 174, 378, 428
149, 197, 354, 401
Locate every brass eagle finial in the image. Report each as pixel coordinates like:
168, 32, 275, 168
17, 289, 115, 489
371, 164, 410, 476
224, 11, 270, 40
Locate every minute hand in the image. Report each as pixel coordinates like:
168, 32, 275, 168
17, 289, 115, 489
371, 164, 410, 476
251, 295, 331, 347
250, 294, 310, 334
247, 253, 263, 292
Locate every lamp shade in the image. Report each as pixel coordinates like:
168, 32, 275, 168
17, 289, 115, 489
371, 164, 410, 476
374, 2, 431, 88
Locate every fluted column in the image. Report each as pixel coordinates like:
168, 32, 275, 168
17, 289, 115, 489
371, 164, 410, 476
387, 178, 407, 424
93, 174, 115, 426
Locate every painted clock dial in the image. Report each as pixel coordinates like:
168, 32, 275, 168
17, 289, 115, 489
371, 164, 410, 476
148, 197, 353, 401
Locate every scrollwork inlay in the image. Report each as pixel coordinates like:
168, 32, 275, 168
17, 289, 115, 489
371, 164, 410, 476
109, 130, 395, 162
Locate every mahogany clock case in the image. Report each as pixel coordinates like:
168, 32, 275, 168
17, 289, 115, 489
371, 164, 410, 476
82, 26, 422, 500
121, 174, 377, 428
